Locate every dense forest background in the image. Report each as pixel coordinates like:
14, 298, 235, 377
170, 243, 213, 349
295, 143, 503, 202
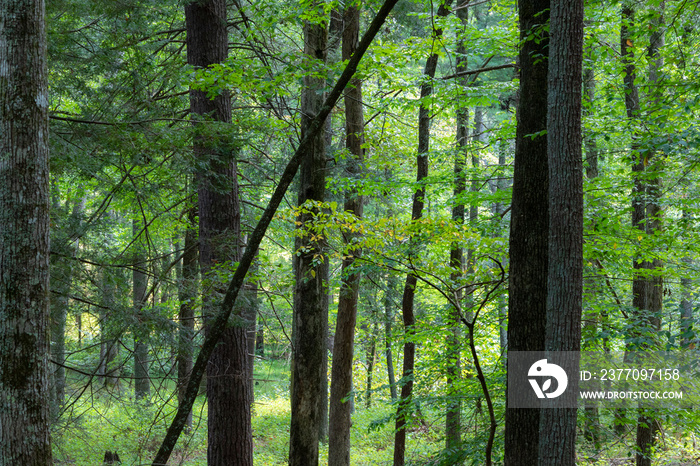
2, 0, 700, 464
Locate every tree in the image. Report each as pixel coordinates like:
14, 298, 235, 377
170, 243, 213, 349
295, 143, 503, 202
133, 218, 150, 400
538, 0, 585, 464
394, 2, 453, 465
185, 0, 253, 463
503, 0, 549, 464
328, 2, 366, 464
290, 4, 329, 464
0, 0, 53, 463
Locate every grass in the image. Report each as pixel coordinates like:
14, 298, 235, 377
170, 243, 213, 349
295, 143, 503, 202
52, 357, 442, 465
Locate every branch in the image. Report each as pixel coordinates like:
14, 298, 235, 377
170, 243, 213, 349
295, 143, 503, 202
441, 63, 517, 80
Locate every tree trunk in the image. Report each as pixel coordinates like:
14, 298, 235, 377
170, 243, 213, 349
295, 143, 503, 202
328, 3, 365, 464
537, 0, 584, 464
177, 207, 198, 430
0, 0, 53, 462
446, 4, 468, 454
582, 38, 602, 449
621, 4, 665, 464
289, 7, 329, 466
503, 1, 549, 464
100, 265, 120, 390
133, 218, 150, 400
393, 3, 452, 465
185, 0, 253, 463
385, 273, 398, 401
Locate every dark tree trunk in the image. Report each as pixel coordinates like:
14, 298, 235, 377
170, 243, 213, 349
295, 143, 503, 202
289, 8, 329, 466
365, 320, 378, 408
100, 265, 121, 390
133, 219, 150, 400
621, 4, 665, 464
50, 195, 82, 416
385, 273, 398, 401
582, 38, 602, 448
393, 3, 452, 465
185, 0, 253, 464
446, 4, 468, 453
0, 0, 53, 462
538, 0, 584, 464
328, 4, 365, 464
503, 1, 549, 464
177, 207, 198, 430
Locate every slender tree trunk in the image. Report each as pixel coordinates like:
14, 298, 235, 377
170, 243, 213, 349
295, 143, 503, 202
446, 5, 468, 454
185, 1, 253, 463
328, 3, 365, 463
177, 207, 198, 430
385, 273, 398, 401
538, 1, 584, 464
393, 3, 452, 465
133, 219, 150, 400
365, 320, 378, 408
100, 265, 120, 390
0, 0, 53, 462
621, 5, 665, 464
50, 195, 82, 416
503, 1, 549, 464
290, 6, 329, 465
582, 38, 602, 449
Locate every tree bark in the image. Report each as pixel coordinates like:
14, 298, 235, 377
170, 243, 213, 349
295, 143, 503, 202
503, 1, 549, 464
538, 0, 584, 464
0, 0, 53, 462
289, 7, 329, 466
185, 0, 253, 464
328, 3, 365, 464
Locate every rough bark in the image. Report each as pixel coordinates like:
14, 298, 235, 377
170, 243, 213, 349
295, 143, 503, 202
289, 7, 329, 466
0, 0, 53, 462
133, 218, 150, 400
328, 3, 365, 464
185, 0, 253, 464
503, 1, 549, 464
537, 0, 584, 464
393, 3, 453, 465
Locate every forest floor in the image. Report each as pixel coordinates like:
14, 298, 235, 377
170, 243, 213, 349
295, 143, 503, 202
51, 357, 700, 465
51, 358, 442, 465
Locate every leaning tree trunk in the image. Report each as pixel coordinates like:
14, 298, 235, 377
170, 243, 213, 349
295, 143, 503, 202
185, 0, 253, 464
537, 0, 584, 464
393, 3, 452, 465
328, 3, 365, 464
503, 1, 549, 464
0, 0, 53, 463
289, 6, 329, 466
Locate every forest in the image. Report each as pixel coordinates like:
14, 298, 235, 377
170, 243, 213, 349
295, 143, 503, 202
1, 0, 699, 464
